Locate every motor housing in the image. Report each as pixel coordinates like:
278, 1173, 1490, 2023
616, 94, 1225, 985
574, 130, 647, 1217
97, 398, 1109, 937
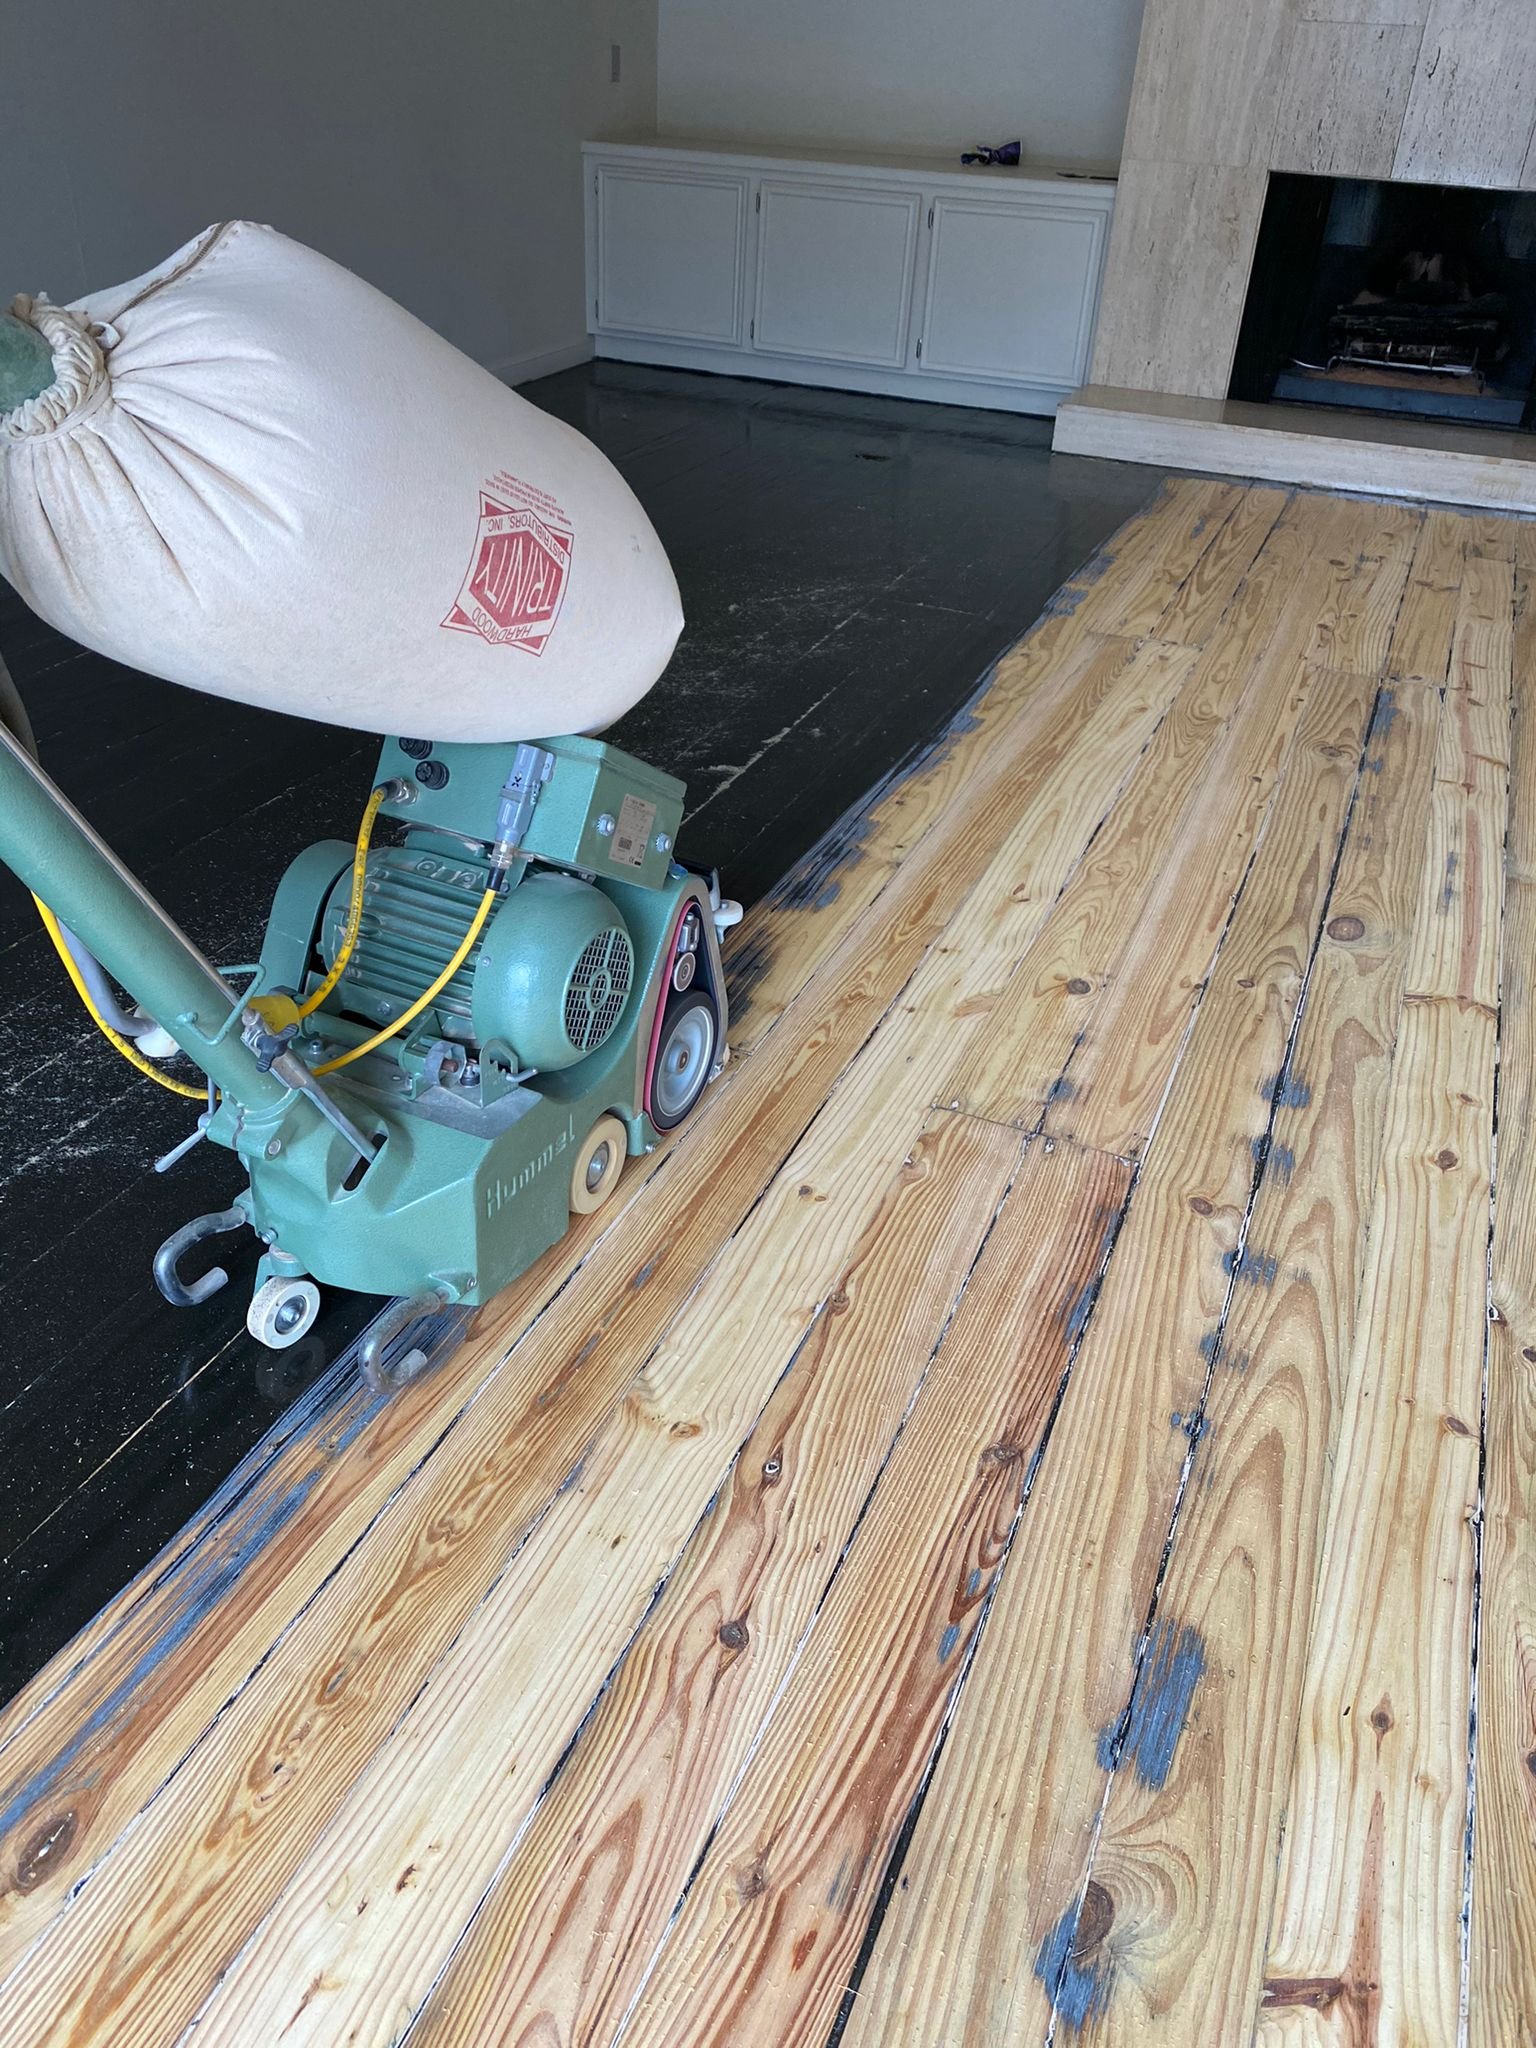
318, 856, 634, 1073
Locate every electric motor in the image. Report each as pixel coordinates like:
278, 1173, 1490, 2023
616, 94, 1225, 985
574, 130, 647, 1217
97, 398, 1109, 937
319, 852, 633, 1073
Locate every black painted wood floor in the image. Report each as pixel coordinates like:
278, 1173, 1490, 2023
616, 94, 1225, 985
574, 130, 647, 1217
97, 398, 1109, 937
0, 362, 1167, 1703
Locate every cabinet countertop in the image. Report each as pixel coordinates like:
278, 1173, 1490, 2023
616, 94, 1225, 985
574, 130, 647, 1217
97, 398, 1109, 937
583, 133, 1118, 195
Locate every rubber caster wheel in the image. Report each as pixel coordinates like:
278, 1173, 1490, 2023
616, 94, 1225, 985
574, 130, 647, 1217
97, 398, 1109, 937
649, 990, 719, 1133
570, 1114, 628, 1216
247, 1275, 322, 1349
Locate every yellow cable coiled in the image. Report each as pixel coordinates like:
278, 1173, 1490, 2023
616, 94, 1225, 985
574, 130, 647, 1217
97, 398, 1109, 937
33, 895, 207, 1101
314, 887, 496, 1077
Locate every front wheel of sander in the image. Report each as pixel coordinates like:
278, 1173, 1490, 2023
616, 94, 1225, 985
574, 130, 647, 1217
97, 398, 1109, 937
570, 1114, 629, 1216
247, 1275, 322, 1349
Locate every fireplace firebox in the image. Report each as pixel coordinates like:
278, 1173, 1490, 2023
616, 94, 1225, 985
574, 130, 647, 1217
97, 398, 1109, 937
1230, 174, 1536, 434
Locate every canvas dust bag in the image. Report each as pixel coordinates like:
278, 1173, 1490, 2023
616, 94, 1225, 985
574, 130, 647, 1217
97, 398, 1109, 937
0, 222, 683, 742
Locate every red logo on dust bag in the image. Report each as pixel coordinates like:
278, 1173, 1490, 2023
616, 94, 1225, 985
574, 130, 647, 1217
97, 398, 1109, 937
443, 487, 573, 654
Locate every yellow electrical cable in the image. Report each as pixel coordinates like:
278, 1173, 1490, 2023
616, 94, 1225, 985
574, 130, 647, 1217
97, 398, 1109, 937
314, 887, 496, 1077
33, 895, 207, 1100
294, 783, 387, 1020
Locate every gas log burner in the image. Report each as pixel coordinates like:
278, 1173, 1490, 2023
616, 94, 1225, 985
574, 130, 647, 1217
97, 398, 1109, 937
1231, 175, 1536, 433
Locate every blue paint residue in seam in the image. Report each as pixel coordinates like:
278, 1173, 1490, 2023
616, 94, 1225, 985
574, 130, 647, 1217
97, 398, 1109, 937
1098, 1618, 1207, 1788
1035, 1898, 1116, 2030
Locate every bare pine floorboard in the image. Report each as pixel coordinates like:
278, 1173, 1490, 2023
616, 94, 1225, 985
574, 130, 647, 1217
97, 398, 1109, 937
0, 482, 1530, 2047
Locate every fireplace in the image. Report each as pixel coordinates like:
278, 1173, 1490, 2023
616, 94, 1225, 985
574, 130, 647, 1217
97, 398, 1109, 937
1229, 175, 1536, 434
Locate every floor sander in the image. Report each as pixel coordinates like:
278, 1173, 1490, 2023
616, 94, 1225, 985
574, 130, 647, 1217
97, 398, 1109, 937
0, 231, 739, 1366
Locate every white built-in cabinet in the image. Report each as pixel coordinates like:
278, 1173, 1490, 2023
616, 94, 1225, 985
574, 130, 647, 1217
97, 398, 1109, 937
583, 140, 1116, 416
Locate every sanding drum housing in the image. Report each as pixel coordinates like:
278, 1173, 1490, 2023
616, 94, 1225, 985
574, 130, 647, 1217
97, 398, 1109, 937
0, 221, 683, 742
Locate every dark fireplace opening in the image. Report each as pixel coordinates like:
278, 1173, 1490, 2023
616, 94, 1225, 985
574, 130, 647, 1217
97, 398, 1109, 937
1230, 173, 1536, 433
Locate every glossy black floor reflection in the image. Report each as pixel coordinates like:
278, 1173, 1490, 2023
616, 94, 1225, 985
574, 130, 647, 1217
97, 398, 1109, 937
0, 360, 1169, 1703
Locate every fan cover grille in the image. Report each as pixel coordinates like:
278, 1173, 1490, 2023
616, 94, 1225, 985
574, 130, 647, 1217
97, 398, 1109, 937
564, 927, 634, 1052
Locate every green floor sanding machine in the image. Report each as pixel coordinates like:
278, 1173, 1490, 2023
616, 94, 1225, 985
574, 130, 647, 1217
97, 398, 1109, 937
0, 269, 739, 1368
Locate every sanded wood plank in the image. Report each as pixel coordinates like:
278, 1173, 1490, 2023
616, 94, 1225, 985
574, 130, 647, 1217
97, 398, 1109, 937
941, 647, 1304, 1136
405, 1112, 1022, 2048
1511, 518, 1536, 576
0, 615, 1160, 1982
620, 1138, 1132, 2048
1042, 679, 1442, 2043
939, 495, 1349, 1133
951, 497, 1400, 1149
723, 611, 1105, 1057
1055, 478, 1242, 638
841, 655, 1382, 2048
1467, 579, 1536, 2048
189, 1108, 1026, 2048
1260, 991, 1495, 2047
1259, 617, 1506, 2045
716, 482, 1218, 1059
1385, 506, 1466, 686
1405, 554, 1513, 1013
1470, 880, 1536, 2048
0, 1068, 985, 2043
1152, 485, 1291, 647
1049, 651, 1319, 1157
1303, 498, 1420, 676
1457, 511, 1522, 564
0, 618, 1186, 2038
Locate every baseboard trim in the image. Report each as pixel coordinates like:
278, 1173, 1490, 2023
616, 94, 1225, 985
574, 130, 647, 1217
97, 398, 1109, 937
1053, 384, 1536, 514
488, 339, 596, 387
592, 336, 1066, 417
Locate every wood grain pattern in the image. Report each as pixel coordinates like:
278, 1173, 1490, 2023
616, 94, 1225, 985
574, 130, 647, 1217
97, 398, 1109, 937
1260, 989, 1495, 2047
2, 482, 1526, 2048
1064, 478, 1241, 639
1385, 506, 1466, 686
1301, 498, 1418, 674
1153, 485, 1291, 647
193, 1112, 1028, 2048
1054, 678, 1443, 2044
406, 1114, 1022, 2048
942, 495, 1338, 1132
1467, 570, 1536, 2048
0, 610, 1163, 2015
1259, 548, 1508, 2046
622, 1138, 1132, 2048
842, 618, 1390, 2047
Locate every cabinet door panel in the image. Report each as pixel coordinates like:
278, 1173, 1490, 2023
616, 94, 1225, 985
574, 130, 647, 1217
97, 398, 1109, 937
753, 181, 920, 368
595, 166, 749, 345
920, 199, 1104, 387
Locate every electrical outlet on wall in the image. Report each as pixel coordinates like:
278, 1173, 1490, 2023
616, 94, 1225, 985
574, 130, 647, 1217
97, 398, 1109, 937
610, 42, 621, 84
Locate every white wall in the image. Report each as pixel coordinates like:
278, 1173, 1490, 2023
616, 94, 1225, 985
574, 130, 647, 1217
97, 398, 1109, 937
1, 0, 658, 380
657, 0, 1144, 171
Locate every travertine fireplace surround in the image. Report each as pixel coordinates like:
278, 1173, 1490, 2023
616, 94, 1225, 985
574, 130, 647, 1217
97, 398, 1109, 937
1053, 0, 1536, 505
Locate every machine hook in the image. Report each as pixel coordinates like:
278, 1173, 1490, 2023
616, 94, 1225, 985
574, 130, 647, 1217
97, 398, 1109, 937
360, 1289, 451, 1385
152, 1204, 250, 1308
